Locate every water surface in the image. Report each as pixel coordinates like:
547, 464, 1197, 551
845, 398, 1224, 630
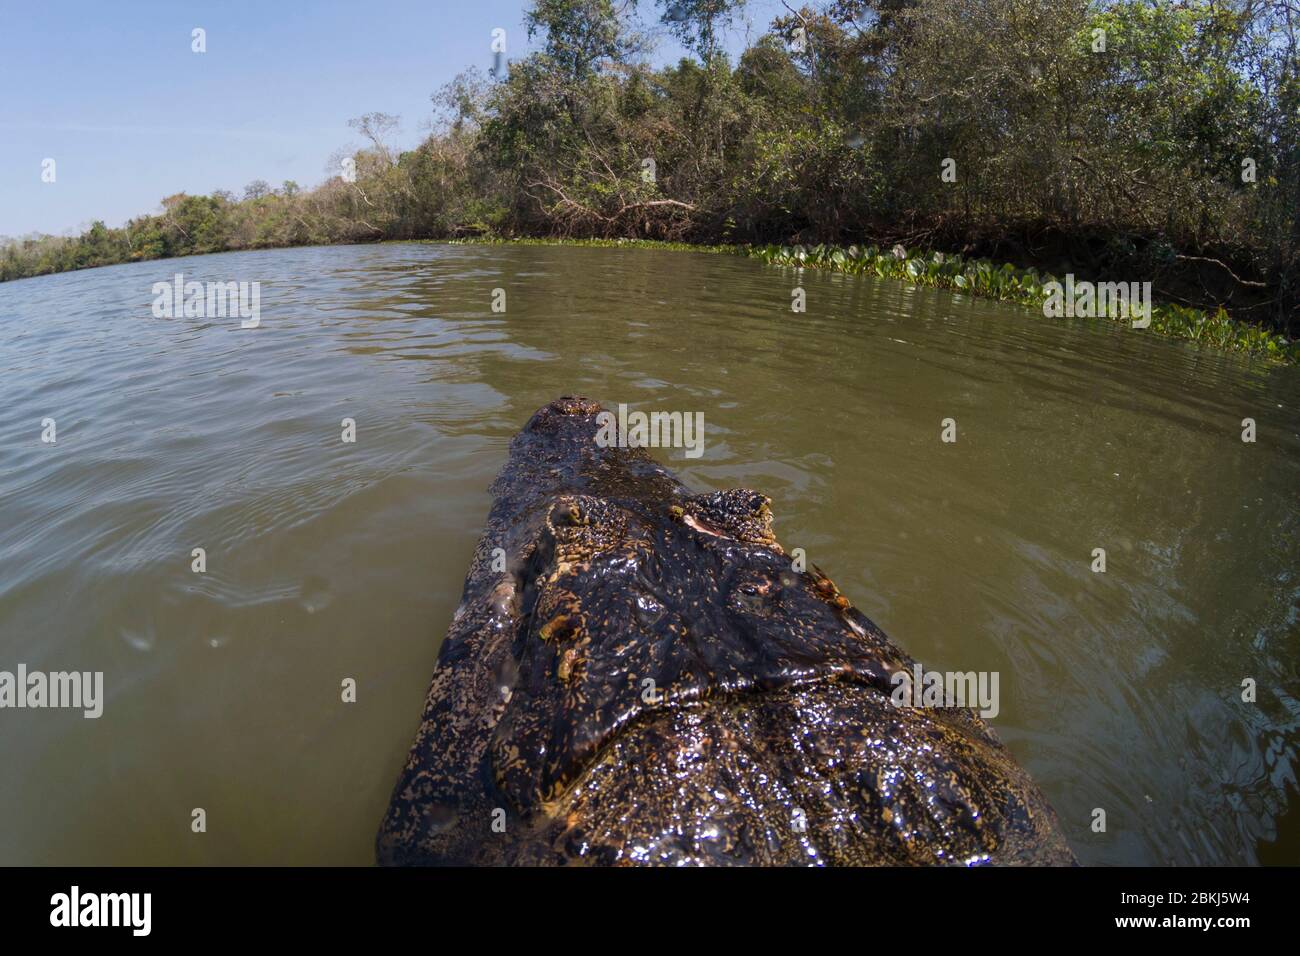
0, 242, 1296, 865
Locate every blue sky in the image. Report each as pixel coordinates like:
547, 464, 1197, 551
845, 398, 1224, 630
0, 0, 783, 237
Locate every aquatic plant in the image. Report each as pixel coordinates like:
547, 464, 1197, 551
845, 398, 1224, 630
752, 244, 1297, 363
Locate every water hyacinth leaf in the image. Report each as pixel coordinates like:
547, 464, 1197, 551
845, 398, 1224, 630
745, 243, 1291, 360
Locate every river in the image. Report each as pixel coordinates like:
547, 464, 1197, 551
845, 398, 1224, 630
0, 241, 1295, 865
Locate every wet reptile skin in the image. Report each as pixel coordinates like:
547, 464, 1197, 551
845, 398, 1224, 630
376, 397, 1076, 866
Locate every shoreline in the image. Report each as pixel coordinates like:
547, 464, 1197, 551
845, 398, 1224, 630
3, 234, 1293, 364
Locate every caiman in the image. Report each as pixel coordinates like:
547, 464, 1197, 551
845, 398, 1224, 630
376, 397, 1075, 866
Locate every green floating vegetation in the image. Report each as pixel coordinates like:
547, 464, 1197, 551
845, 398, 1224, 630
752, 244, 1298, 364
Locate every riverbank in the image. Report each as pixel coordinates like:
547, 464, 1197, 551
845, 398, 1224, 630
6, 0, 1295, 348
444, 237, 1298, 364
6, 229, 1290, 362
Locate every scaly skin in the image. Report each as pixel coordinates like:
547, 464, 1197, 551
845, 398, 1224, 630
376, 397, 1076, 866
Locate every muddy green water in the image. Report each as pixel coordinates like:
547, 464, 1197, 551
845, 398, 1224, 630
0, 242, 1296, 865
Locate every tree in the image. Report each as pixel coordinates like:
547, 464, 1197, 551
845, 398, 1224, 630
525, 0, 640, 79
657, 0, 745, 59
347, 112, 402, 166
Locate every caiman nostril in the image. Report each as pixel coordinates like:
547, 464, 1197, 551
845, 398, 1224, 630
552, 396, 601, 416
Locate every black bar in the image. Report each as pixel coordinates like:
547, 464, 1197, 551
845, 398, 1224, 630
0, 865, 1282, 942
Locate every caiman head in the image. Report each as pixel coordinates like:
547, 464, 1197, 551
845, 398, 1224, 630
377, 397, 1076, 866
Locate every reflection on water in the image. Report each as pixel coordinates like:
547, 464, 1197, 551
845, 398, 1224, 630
0, 242, 1295, 865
